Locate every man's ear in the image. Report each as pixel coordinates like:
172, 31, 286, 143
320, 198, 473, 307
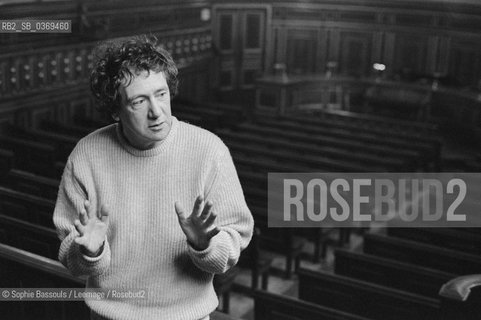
112, 112, 120, 122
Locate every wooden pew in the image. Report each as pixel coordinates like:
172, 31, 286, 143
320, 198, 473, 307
277, 109, 440, 144
0, 148, 14, 178
253, 289, 372, 320
241, 174, 333, 263
233, 152, 313, 173
8, 126, 78, 162
41, 120, 93, 139
363, 233, 481, 275
224, 135, 375, 172
173, 113, 203, 126
248, 204, 304, 279
387, 228, 481, 255
334, 249, 454, 298
73, 115, 111, 130
237, 228, 273, 290
5, 169, 59, 200
253, 115, 439, 169
0, 186, 55, 228
238, 173, 306, 274
0, 213, 59, 260
314, 109, 439, 138
0, 135, 57, 177
256, 115, 436, 152
236, 122, 420, 168
298, 268, 440, 320
175, 102, 224, 129
174, 99, 245, 126
220, 129, 405, 171
213, 266, 240, 314
233, 151, 339, 263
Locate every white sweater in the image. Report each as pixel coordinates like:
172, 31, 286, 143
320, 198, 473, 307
53, 117, 253, 320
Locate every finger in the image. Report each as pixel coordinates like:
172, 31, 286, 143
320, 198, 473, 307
74, 219, 85, 236
203, 211, 217, 227
192, 195, 204, 218
100, 211, 109, 224
79, 207, 88, 225
84, 200, 93, 220
206, 226, 220, 239
175, 202, 187, 221
200, 201, 213, 220
99, 204, 109, 223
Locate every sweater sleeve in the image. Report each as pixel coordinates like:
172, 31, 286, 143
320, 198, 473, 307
187, 145, 254, 274
53, 159, 111, 277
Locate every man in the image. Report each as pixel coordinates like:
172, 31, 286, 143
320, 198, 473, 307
53, 36, 254, 320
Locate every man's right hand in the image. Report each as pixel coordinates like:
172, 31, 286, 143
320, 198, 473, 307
74, 200, 109, 257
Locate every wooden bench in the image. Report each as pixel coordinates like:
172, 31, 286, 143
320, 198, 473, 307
220, 129, 405, 171
175, 102, 224, 129
248, 204, 304, 279
175, 99, 245, 126
0, 148, 14, 178
73, 115, 111, 130
9, 126, 78, 162
5, 169, 60, 200
236, 122, 420, 168
279, 109, 440, 142
387, 228, 481, 255
0, 186, 56, 228
253, 289, 372, 320
0, 213, 59, 260
225, 136, 375, 172
213, 266, 240, 314
334, 249, 454, 298
314, 109, 439, 138
233, 152, 313, 173
41, 120, 93, 138
0, 135, 57, 176
237, 228, 273, 290
363, 233, 481, 275
254, 116, 439, 169
298, 268, 440, 320
173, 112, 203, 126
256, 115, 435, 148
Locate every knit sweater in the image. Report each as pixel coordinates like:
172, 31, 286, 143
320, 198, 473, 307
53, 117, 254, 320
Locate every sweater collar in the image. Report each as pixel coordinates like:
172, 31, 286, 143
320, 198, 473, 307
115, 116, 179, 157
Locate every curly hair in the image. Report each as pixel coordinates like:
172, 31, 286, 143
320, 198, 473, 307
90, 35, 179, 117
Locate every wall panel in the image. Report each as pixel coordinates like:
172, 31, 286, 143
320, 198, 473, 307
286, 29, 318, 74
339, 31, 373, 76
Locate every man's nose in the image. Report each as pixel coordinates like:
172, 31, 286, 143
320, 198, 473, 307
148, 98, 163, 118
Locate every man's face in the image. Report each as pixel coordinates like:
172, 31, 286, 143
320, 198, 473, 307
118, 70, 172, 150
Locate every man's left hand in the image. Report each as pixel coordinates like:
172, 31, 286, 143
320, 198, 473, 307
175, 196, 220, 251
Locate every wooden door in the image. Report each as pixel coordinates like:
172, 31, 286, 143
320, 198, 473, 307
214, 7, 268, 95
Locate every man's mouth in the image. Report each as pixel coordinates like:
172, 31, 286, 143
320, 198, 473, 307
149, 122, 164, 129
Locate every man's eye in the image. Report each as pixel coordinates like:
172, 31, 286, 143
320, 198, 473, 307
132, 99, 145, 106
156, 92, 167, 98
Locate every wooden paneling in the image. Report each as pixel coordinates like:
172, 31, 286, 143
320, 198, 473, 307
448, 40, 481, 86
393, 33, 429, 76
264, 0, 481, 87
340, 31, 373, 76
286, 29, 318, 74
